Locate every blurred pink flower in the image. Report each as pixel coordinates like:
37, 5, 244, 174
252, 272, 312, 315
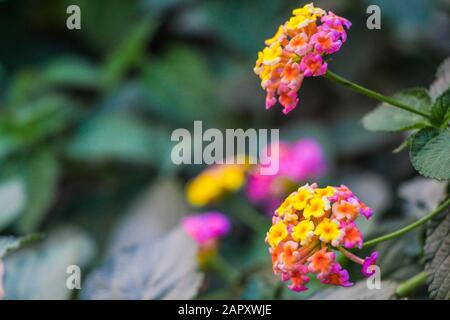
181, 211, 231, 246
246, 138, 327, 214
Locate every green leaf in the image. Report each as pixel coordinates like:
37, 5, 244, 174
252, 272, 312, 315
0, 95, 79, 161
430, 89, 450, 128
41, 57, 102, 89
0, 234, 43, 258
393, 133, 416, 154
410, 128, 450, 180
142, 46, 224, 126
82, 227, 203, 300
66, 111, 172, 167
0, 178, 26, 230
3, 226, 95, 299
362, 88, 431, 132
424, 208, 450, 299
103, 20, 156, 89
16, 152, 60, 233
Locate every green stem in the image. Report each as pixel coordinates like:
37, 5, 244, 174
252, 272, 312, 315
209, 254, 240, 284
226, 196, 269, 233
325, 70, 431, 119
363, 198, 450, 248
273, 282, 285, 299
395, 271, 427, 297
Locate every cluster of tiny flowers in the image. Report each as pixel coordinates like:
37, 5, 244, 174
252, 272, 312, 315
266, 183, 377, 292
246, 138, 326, 214
254, 3, 351, 114
182, 211, 231, 265
186, 162, 249, 207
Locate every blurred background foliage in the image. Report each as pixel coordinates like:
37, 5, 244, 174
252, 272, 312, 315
0, 0, 449, 299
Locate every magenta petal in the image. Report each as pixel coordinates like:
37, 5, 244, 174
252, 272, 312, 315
362, 251, 378, 277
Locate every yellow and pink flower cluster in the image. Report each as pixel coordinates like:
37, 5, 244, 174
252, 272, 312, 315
254, 3, 351, 114
266, 183, 377, 292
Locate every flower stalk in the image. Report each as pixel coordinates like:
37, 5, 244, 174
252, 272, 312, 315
363, 197, 450, 248
325, 70, 431, 119
395, 271, 428, 297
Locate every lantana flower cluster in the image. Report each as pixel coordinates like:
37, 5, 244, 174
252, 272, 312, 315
254, 3, 351, 114
186, 163, 249, 207
182, 211, 231, 265
266, 183, 378, 292
246, 138, 326, 214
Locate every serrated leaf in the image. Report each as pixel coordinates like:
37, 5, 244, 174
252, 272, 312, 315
82, 227, 203, 300
3, 226, 95, 299
362, 88, 431, 132
0, 178, 26, 230
310, 281, 398, 300
0, 234, 42, 259
430, 57, 450, 100
424, 208, 450, 299
16, 152, 60, 233
430, 89, 450, 128
410, 128, 450, 180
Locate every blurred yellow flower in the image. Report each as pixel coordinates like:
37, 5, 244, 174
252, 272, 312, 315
186, 162, 249, 207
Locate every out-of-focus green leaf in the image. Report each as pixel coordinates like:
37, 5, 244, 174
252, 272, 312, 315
41, 57, 102, 89
16, 152, 60, 233
66, 111, 172, 168
142, 46, 223, 126
82, 227, 203, 300
0, 234, 43, 259
3, 226, 95, 299
103, 20, 157, 89
0, 95, 78, 161
5, 70, 41, 106
63, 0, 141, 54
0, 177, 26, 230
203, 0, 284, 57
410, 128, 450, 180
430, 57, 450, 100
424, 209, 450, 299
362, 88, 431, 132
430, 89, 450, 128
